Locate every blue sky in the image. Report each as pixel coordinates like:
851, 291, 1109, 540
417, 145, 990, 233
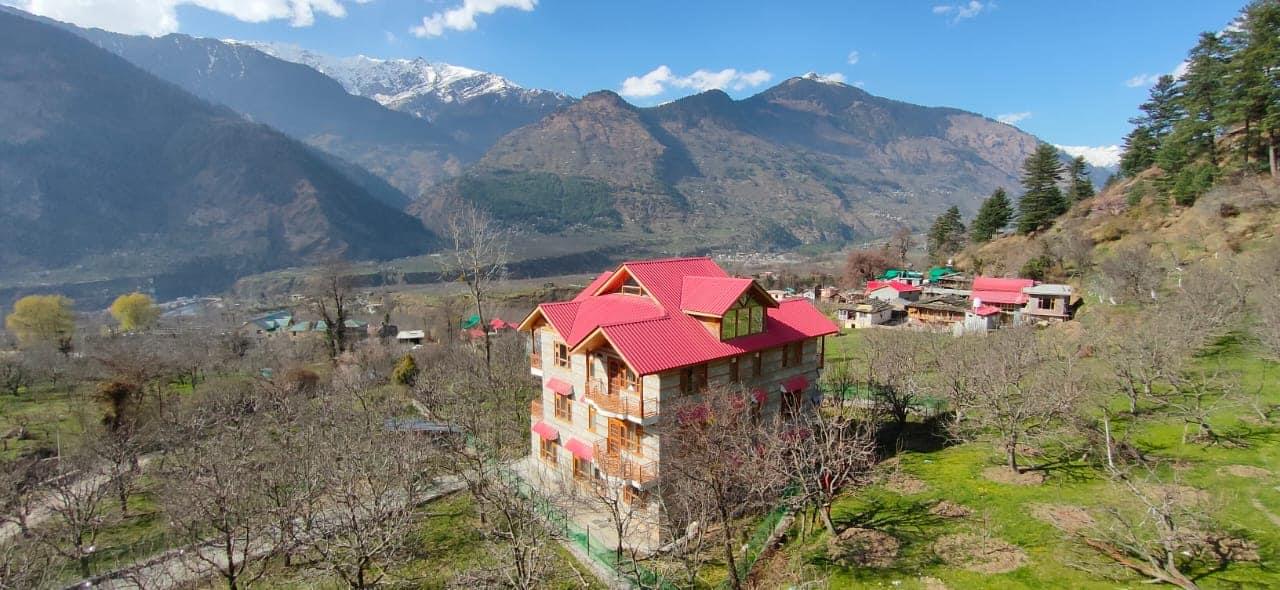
10, 0, 1247, 161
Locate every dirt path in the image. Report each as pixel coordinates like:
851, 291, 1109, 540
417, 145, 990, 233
0, 454, 157, 545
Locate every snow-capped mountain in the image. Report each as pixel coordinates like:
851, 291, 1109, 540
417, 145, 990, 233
236, 42, 574, 146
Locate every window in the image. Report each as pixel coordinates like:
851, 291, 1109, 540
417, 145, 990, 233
781, 342, 803, 368
620, 277, 646, 296
628, 424, 644, 453
531, 328, 542, 355
1038, 297, 1054, 310
540, 438, 558, 465
680, 365, 708, 395
587, 405, 597, 433
573, 457, 591, 481
719, 295, 765, 340
555, 394, 572, 421
728, 356, 740, 383
752, 351, 763, 377
554, 343, 570, 368
622, 485, 648, 507
818, 337, 825, 369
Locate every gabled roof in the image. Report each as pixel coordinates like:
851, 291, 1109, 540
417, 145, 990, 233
866, 280, 922, 294
680, 276, 777, 316
971, 305, 1001, 317
972, 276, 1036, 305
520, 257, 838, 375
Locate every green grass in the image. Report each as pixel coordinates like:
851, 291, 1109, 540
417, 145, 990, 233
782, 331, 1280, 588
0, 382, 86, 462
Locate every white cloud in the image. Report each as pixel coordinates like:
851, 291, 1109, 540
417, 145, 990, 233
1124, 73, 1162, 88
410, 0, 534, 38
932, 1, 993, 23
384, 30, 397, 43
846, 50, 860, 65
813, 72, 847, 83
1056, 144, 1122, 168
996, 111, 1031, 125
619, 65, 773, 99
10, 0, 354, 35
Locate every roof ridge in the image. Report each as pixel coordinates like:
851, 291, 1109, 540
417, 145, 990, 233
622, 256, 714, 266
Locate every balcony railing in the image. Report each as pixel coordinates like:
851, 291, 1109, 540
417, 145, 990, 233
593, 440, 658, 485
530, 398, 543, 421
585, 379, 658, 419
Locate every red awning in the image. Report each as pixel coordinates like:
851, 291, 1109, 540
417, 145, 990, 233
752, 388, 768, 404
782, 375, 809, 393
565, 438, 593, 461
547, 378, 573, 396
532, 421, 558, 441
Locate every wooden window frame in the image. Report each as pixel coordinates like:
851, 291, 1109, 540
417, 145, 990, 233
681, 364, 708, 395
554, 343, 570, 368
587, 405, 597, 433
752, 351, 763, 377
623, 485, 648, 507
554, 394, 572, 422
573, 456, 591, 481
728, 356, 740, 383
780, 345, 792, 368
540, 438, 558, 465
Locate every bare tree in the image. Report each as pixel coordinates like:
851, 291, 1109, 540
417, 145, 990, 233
946, 329, 1086, 473
310, 260, 355, 361
761, 409, 876, 537
1081, 465, 1245, 590
0, 458, 50, 539
842, 247, 894, 287
664, 385, 771, 590
0, 356, 30, 397
1096, 240, 1166, 304
444, 207, 508, 375
857, 330, 932, 433
1252, 242, 1280, 358
41, 451, 110, 578
888, 227, 914, 267
159, 411, 276, 590
0, 536, 57, 589
292, 393, 437, 589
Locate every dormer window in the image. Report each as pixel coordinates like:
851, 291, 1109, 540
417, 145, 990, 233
620, 277, 646, 296
720, 294, 765, 340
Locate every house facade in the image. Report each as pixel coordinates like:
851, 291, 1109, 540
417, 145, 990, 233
837, 299, 893, 329
1021, 284, 1075, 322
518, 257, 837, 546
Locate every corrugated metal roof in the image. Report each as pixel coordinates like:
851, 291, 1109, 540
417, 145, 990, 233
866, 280, 921, 294
972, 276, 1035, 305
529, 257, 838, 376
574, 271, 614, 301
680, 276, 754, 316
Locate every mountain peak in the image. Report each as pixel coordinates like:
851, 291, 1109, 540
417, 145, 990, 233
797, 72, 849, 86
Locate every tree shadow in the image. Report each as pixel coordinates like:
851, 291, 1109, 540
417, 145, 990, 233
1027, 454, 1099, 484
832, 497, 947, 537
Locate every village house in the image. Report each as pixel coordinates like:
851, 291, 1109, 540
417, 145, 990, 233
970, 276, 1036, 316
1021, 283, 1076, 323
865, 280, 922, 311
836, 298, 893, 329
876, 269, 925, 287
517, 257, 837, 548
905, 295, 970, 327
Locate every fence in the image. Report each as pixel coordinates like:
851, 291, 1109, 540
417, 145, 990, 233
497, 465, 678, 589
824, 383, 948, 417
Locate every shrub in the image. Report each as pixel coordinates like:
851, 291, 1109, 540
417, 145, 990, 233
392, 354, 419, 387
282, 367, 319, 395
1019, 256, 1051, 281
1218, 203, 1240, 218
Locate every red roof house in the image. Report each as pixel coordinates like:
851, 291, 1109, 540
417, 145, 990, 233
971, 276, 1036, 306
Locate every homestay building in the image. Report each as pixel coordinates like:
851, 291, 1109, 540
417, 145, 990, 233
517, 257, 838, 549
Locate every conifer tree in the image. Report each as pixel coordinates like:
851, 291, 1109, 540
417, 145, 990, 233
1225, 0, 1280, 177
1017, 144, 1066, 234
926, 206, 966, 262
1067, 156, 1095, 203
1120, 126, 1158, 177
970, 188, 1013, 243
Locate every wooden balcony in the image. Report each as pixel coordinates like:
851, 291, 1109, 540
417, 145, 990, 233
530, 398, 543, 421
530, 353, 542, 369
585, 379, 658, 419
593, 440, 658, 485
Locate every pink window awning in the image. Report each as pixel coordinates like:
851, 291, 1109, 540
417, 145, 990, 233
782, 375, 809, 393
564, 438, 593, 461
752, 388, 768, 404
547, 377, 573, 396
532, 421, 559, 441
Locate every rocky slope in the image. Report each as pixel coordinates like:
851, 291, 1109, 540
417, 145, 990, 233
0, 10, 434, 290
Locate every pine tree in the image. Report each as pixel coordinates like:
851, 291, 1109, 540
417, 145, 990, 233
1067, 156, 1095, 202
1226, 0, 1280, 177
970, 188, 1013, 243
926, 206, 966, 262
1178, 32, 1229, 167
1131, 75, 1184, 141
1120, 125, 1159, 177
1017, 144, 1066, 234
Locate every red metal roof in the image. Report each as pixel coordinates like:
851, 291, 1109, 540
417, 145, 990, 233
866, 280, 921, 294
574, 271, 614, 301
972, 305, 1001, 317
971, 276, 1035, 306
546, 378, 573, 396
532, 421, 558, 441
528, 257, 838, 376
782, 375, 809, 392
680, 276, 755, 316
564, 438, 593, 461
